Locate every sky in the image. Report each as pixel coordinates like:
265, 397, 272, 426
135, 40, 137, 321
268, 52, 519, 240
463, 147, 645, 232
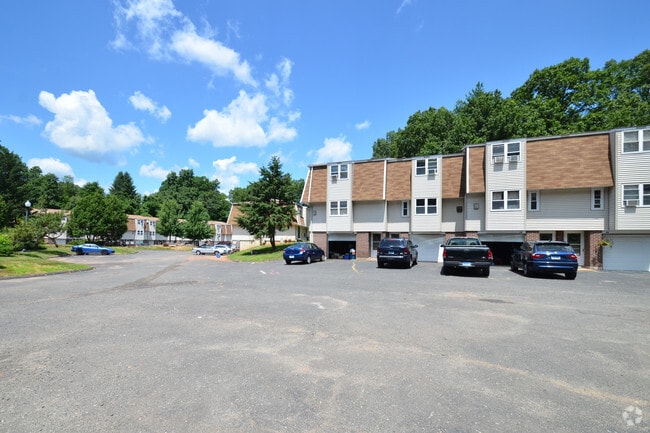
1, 0, 648, 197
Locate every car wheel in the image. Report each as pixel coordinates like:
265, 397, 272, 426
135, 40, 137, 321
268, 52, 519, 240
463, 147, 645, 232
565, 271, 577, 280
320, 254, 324, 262
76, 249, 84, 255
482, 267, 490, 277
195, 250, 202, 255
441, 266, 447, 275
510, 261, 517, 272
101, 250, 108, 255
305, 255, 312, 264
407, 256, 412, 268
523, 262, 532, 277
285, 260, 291, 265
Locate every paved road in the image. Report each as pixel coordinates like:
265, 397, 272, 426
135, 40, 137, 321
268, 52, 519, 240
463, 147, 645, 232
1, 251, 649, 433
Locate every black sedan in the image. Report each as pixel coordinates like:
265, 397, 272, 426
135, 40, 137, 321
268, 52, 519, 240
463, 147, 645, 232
283, 242, 325, 265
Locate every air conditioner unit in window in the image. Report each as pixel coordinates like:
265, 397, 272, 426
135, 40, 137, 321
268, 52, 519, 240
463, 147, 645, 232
624, 199, 639, 207
428, 169, 438, 175
330, 174, 338, 181
507, 155, 520, 163
493, 156, 504, 164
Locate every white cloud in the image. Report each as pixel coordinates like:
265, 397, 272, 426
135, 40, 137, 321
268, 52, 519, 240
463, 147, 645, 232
211, 156, 258, 192
0, 114, 42, 127
314, 136, 352, 163
38, 90, 147, 164
187, 90, 297, 147
129, 91, 171, 122
139, 160, 170, 180
113, 0, 256, 86
188, 158, 200, 168
265, 58, 294, 106
355, 120, 371, 130
27, 157, 74, 178
397, 0, 412, 14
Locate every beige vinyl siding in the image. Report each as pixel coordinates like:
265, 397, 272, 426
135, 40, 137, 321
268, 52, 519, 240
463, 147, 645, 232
525, 189, 606, 231
326, 163, 353, 232
387, 201, 410, 233
614, 130, 650, 230
464, 193, 486, 232
485, 141, 526, 231
353, 201, 386, 232
309, 203, 327, 233
411, 158, 442, 232
441, 198, 465, 232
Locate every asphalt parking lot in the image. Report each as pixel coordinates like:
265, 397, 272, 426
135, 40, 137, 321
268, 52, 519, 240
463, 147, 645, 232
1, 251, 649, 433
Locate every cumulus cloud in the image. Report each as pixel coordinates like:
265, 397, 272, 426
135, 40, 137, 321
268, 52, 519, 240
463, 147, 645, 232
211, 156, 258, 192
129, 91, 171, 122
355, 120, 371, 130
27, 157, 74, 178
38, 89, 147, 164
139, 160, 170, 180
187, 90, 297, 147
0, 114, 42, 127
113, 0, 256, 86
314, 136, 352, 163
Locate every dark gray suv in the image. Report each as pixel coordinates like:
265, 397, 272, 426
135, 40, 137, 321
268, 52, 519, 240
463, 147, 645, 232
377, 237, 419, 268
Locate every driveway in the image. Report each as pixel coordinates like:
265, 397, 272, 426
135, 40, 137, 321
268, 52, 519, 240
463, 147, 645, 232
1, 251, 649, 432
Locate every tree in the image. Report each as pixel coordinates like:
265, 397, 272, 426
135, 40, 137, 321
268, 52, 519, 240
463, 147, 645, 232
66, 183, 127, 243
236, 156, 297, 251
157, 199, 183, 242
31, 210, 66, 247
156, 169, 230, 221
181, 201, 213, 244
0, 144, 29, 228
109, 171, 140, 214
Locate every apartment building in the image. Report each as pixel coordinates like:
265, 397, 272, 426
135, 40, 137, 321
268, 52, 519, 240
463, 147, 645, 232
300, 127, 650, 271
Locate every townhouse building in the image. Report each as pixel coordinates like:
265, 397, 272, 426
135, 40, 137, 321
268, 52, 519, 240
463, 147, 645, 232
300, 126, 650, 272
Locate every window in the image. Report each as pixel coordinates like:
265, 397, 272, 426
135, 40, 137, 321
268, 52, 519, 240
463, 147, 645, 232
415, 158, 437, 176
339, 164, 348, 179
401, 201, 409, 217
623, 184, 650, 206
415, 198, 437, 215
623, 129, 650, 153
492, 190, 520, 210
330, 165, 338, 178
330, 200, 348, 216
591, 189, 603, 210
540, 233, 554, 241
528, 191, 540, 211
416, 159, 426, 175
492, 142, 521, 163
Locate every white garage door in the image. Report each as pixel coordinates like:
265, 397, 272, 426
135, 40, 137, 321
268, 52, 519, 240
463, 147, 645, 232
409, 235, 445, 262
603, 235, 650, 272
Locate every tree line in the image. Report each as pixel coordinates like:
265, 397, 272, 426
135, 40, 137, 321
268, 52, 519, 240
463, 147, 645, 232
372, 51, 650, 158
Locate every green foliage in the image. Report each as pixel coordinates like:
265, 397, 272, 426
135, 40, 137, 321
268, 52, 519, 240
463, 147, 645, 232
181, 201, 214, 243
157, 199, 183, 240
31, 210, 65, 247
236, 156, 297, 251
0, 232, 14, 256
66, 184, 127, 243
109, 171, 141, 214
0, 144, 29, 228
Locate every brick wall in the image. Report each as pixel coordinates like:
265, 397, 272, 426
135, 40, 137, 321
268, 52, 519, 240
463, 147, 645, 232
312, 232, 327, 254
355, 232, 370, 258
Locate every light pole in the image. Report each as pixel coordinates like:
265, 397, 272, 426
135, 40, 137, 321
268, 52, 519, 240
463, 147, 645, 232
25, 200, 31, 224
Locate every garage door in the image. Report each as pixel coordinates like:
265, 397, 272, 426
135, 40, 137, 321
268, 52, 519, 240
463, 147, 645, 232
603, 235, 650, 272
409, 235, 445, 262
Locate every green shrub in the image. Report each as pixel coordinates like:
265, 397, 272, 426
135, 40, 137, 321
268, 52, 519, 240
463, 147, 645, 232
0, 232, 13, 256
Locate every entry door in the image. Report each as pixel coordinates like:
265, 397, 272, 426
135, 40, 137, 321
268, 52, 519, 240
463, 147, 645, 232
565, 232, 584, 266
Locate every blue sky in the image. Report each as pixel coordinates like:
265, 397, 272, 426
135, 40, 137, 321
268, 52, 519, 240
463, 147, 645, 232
1, 0, 648, 196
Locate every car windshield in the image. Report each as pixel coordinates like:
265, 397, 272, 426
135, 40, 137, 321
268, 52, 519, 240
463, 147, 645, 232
290, 243, 309, 249
379, 239, 403, 247
536, 243, 573, 253
448, 239, 480, 246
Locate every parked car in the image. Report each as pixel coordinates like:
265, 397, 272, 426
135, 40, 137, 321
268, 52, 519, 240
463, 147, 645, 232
377, 237, 418, 268
441, 237, 493, 277
71, 243, 115, 255
283, 242, 325, 264
192, 244, 229, 255
510, 241, 578, 279
217, 241, 238, 253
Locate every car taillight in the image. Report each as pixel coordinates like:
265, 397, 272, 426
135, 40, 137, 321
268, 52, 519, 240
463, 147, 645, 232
532, 253, 545, 260
443, 249, 448, 258
487, 250, 493, 260
403, 248, 409, 254
300, 248, 305, 253
568, 253, 577, 260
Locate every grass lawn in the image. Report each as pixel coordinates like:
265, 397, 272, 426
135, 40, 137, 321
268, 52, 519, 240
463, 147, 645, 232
0, 247, 90, 278
0, 244, 285, 278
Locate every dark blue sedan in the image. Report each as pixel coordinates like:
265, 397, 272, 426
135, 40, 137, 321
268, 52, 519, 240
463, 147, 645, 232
71, 243, 115, 256
283, 242, 325, 265
511, 241, 578, 279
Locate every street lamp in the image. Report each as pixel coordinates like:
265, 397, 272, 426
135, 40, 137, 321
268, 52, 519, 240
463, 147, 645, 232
25, 200, 31, 224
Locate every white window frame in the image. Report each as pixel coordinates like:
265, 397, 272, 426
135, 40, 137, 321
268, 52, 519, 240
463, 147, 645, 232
427, 158, 438, 175
330, 165, 338, 179
330, 200, 348, 216
623, 184, 650, 207
622, 129, 650, 153
591, 188, 603, 210
528, 190, 540, 211
492, 190, 520, 211
492, 144, 505, 164
415, 159, 426, 176
492, 142, 521, 164
401, 201, 409, 217
339, 164, 349, 179
415, 198, 437, 215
